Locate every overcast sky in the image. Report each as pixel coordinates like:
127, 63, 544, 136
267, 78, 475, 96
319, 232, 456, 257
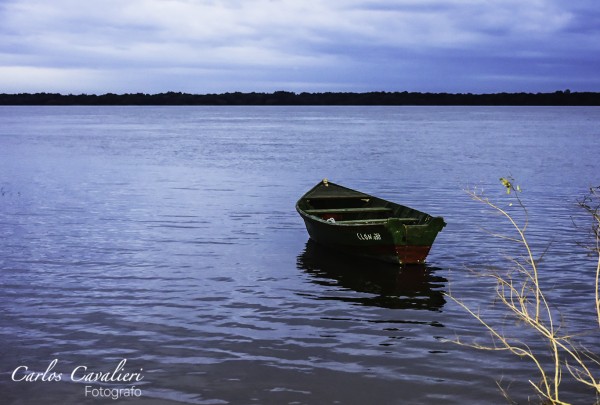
1, 0, 599, 94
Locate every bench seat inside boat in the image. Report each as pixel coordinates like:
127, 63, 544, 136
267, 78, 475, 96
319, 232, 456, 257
335, 217, 419, 224
305, 207, 393, 214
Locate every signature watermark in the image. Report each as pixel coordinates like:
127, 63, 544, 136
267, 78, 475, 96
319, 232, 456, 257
10, 358, 145, 400
84, 385, 142, 400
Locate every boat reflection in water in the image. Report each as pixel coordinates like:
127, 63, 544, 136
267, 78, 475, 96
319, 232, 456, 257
296, 240, 447, 311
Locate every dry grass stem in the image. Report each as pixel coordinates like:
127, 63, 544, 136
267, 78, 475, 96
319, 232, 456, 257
447, 180, 600, 404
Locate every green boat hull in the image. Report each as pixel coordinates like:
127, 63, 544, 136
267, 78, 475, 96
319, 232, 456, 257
296, 180, 446, 264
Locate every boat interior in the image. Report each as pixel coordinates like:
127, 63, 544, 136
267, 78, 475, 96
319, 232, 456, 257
297, 180, 431, 225
299, 196, 424, 225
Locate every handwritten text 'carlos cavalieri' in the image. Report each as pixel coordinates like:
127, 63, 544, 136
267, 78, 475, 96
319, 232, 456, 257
11, 359, 145, 399
11, 359, 144, 383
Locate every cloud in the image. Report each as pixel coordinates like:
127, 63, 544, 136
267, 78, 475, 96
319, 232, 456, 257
0, 66, 105, 92
0, 0, 598, 92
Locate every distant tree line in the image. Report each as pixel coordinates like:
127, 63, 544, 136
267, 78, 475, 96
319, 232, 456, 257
0, 90, 599, 106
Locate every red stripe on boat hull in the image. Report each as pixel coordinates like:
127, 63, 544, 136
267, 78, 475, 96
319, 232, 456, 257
394, 245, 432, 264
322, 242, 432, 264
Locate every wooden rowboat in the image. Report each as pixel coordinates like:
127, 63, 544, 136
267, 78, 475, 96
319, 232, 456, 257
296, 179, 446, 264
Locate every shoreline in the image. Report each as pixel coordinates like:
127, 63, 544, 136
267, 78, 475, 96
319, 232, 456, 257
1, 90, 599, 106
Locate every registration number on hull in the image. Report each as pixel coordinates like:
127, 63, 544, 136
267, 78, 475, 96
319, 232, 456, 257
356, 232, 382, 241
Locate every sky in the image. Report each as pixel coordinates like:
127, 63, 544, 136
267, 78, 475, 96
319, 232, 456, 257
1, 0, 599, 94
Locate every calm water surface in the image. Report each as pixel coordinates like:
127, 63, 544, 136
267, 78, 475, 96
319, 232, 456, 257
0, 106, 599, 404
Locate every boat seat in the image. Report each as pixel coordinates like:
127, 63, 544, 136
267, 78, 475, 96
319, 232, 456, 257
336, 218, 419, 224
306, 196, 370, 200
305, 207, 393, 214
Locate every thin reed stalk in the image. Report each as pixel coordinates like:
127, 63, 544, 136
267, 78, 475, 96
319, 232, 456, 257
447, 180, 600, 404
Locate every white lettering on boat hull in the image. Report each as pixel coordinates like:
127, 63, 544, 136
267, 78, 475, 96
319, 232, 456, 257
356, 233, 381, 241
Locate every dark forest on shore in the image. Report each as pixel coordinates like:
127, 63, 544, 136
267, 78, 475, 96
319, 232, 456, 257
1, 90, 599, 106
